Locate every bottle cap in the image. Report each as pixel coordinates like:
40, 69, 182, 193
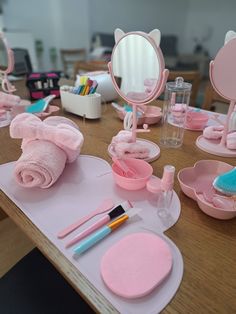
161, 165, 175, 191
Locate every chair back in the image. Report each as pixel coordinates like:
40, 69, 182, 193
60, 49, 86, 78
202, 81, 229, 111
168, 70, 201, 106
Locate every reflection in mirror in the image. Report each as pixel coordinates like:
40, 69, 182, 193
0, 32, 16, 94
112, 34, 160, 102
0, 39, 8, 71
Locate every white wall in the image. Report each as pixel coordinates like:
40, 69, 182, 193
88, 0, 189, 52
183, 0, 236, 57
3, 0, 90, 71
2, 0, 236, 71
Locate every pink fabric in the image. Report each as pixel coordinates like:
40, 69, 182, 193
114, 142, 150, 159
0, 91, 21, 111
203, 125, 224, 140
111, 130, 133, 145
111, 130, 149, 158
10, 113, 84, 188
226, 132, 236, 149
14, 140, 67, 188
10, 113, 84, 162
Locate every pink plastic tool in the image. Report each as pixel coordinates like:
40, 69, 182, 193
178, 160, 236, 219
196, 30, 236, 157
57, 198, 114, 238
111, 156, 137, 178
100, 232, 173, 299
185, 111, 209, 130
65, 200, 132, 248
112, 157, 153, 190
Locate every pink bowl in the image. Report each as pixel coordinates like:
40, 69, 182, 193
116, 105, 162, 126
185, 111, 209, 129
112, 158, 153, 190
178, 160, 236, 220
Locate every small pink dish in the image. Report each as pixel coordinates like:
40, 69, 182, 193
112, 158, 153, 190
178, 160, 236, 220
185, 111, 209, 130
35, 105, 60, 118
116, 105, 162, 125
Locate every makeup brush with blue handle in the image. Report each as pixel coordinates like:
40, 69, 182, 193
26, 95, 55, 113
213, 167, 236, 196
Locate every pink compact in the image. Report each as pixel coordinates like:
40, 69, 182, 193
185, 111, 209, 130
100, 232, 173, 299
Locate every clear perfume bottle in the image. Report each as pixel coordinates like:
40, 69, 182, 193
157, 165, 175, 218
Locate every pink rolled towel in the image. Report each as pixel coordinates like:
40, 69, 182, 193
10, 113, 84, 188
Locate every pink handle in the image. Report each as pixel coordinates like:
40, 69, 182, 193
65, 215, 110, 248
58, 212, 97, 239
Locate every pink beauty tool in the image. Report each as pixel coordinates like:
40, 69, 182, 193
178, 160, 236, 219
112, 157, 153, 190
111, 156, 137, 178
146, 165, 175, 218
197, 30, 236, 157
100, 232, 173, 299
185, 111, 209, 130
65, 200, 132, 248
57, 198, 114, 238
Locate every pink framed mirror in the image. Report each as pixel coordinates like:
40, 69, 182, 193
196, 30, 236, 157
0, 32, 16, 94
108, 29, 169, 162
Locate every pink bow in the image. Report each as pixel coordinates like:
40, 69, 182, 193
10, 113, 84, 161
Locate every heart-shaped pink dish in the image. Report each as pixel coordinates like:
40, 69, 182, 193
178, 160, 236, 220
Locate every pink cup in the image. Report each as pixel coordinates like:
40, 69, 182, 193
112, 158, 153, 190
185, 111, 209, 129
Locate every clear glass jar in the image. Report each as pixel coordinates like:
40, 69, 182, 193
160, 77, 192, 148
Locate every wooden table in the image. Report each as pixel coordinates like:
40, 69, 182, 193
0, 86, 235, 313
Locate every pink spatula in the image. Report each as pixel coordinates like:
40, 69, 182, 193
57, 198, 114, 239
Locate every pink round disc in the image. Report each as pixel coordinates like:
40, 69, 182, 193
100, 232, 172, 299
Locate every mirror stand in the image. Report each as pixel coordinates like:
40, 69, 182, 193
196, 30, 236, 157
0, 32, 30, 128
107, 29, 169, 162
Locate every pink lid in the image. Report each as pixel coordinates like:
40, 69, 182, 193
100, 232, 173, 299
146, 177, 161, 194
161, 165, 175, 191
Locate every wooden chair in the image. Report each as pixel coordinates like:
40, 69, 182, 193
73, 60, 108, 79
202, 81, 229, 111
60, 49, 86, 78
168, 70, 201, 107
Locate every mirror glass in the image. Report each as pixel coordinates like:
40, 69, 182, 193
111, 34, 161, 102
0, 38, 9, 71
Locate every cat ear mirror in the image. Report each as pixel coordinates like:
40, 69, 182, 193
108, 29, 169, 162
196, 30, 236, 158
0, 32, 16, 93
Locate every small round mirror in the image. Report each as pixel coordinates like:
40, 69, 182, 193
0, 39, 9, 71
0, 32, 16, 93
110, 32, 165, 104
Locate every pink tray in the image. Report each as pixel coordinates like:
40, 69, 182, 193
0, 155, 182, 314
178, 160, 236, 220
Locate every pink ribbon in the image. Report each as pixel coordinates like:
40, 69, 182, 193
10, 113, 84, 161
